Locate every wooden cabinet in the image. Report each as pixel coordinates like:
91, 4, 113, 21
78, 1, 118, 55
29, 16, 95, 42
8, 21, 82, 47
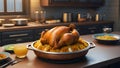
40, 0, 105, 8
2, 30, 34, 45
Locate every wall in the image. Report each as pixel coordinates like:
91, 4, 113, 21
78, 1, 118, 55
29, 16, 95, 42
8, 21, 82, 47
97, 0, 119, 31
30, 0, 41, 19
30, 0, 120, 31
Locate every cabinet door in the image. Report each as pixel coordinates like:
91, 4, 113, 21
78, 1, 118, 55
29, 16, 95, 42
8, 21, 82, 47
2, 37, 33, 45
100, 23, 114, 31
2, 30, 34, 45
76, 22, 113, 35
2, 30, 33, 39
40, 0, 104, 8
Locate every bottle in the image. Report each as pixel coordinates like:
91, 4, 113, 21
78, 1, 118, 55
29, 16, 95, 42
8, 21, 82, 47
63, 13, 72, 23
40, 10, 46, 24
96, 14, 99, 21
63, 13, 68, 23
35, 10, 39, 23
78, 13, 81, 22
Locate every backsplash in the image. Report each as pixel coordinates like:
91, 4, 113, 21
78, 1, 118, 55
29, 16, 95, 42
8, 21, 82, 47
41, 6, 107, 22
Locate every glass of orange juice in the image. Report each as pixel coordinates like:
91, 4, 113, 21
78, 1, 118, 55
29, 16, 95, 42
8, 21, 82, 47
14, 45, 28, 58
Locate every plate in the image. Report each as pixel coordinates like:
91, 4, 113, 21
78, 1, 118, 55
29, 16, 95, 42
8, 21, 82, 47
0, 52, 12, 66
2, 23, 15, 27
0, 52, 10, 61
4, 44, 14, 52
93, 33, 120, 44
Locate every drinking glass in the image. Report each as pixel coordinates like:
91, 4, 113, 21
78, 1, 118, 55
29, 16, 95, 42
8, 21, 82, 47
14, 45, 28, 58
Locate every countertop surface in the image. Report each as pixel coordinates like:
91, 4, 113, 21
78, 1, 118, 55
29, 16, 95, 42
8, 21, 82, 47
0, 21, 113, 32
0, 32, 120, 68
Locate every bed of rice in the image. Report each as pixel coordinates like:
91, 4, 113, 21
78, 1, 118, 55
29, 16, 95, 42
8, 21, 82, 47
34, 38, 88, 52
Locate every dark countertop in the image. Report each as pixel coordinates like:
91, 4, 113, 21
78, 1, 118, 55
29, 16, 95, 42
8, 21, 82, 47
0, 32, 120, 68
0, 21, 114, 32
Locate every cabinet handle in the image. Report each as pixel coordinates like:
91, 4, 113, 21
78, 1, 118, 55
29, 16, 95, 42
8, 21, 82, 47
88, 27, 97, 30
91, 30, 95, 33
9, 34, 28, 37
16, 38, 22, 42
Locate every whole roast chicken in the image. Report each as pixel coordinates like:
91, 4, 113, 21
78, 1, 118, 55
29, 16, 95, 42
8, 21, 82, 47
40, 24, 80, 49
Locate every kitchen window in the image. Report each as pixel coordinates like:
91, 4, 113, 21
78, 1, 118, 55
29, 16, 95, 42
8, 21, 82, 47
0, 0, 29, 15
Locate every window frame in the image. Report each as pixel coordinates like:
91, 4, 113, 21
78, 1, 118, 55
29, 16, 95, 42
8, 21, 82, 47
0, 0, 29, 15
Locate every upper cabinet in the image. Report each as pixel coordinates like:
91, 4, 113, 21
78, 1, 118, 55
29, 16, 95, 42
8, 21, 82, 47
40, 0, 105, 8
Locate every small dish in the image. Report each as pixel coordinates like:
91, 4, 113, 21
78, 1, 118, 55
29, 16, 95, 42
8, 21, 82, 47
93, 33, 120, 44
0, 52, 12, 66
2, 23, 15, 27
0, 52, 10, 62
4, 44, 14, 52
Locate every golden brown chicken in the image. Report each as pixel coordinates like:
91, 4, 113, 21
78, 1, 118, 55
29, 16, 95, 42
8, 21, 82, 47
40, 24, 80, 49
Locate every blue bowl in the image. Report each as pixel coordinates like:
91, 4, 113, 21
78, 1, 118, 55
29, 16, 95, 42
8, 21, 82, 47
0, 52, 10, 63
93, 33, 120, 44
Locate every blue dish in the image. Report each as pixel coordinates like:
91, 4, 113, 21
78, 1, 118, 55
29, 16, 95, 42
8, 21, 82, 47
93, 33, 120, 44
0, 52, 10, 60
0, 52, 11, 65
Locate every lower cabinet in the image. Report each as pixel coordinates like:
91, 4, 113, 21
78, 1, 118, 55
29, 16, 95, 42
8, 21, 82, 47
1, 30, 34, 45
0, 22, 114, 45
76, 23, 113, 35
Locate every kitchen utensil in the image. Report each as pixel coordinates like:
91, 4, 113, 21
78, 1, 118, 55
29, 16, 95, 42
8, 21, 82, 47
27, 41, 95, 60
9, 18, 28, 26
0, 59, 22, 68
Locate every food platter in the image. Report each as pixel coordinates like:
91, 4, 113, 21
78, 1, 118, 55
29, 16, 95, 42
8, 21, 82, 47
93, 33, 120, 44
27, 40, 95, 60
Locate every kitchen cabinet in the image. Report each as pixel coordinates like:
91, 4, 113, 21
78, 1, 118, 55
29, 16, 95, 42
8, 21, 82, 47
0, 21, 114, 45
76, 22, 113, 35
40, 0, 105, 8
2, 30, 34, 45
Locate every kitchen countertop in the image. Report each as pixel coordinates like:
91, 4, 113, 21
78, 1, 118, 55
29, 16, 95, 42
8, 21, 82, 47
0, 32, 120, 68
0, 21, 113, 32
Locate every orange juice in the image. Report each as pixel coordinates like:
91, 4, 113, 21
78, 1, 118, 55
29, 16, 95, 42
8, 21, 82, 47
14, 45, 28, 58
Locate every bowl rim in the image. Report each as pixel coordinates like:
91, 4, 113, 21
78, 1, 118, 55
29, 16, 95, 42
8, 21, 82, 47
29, 40, 94, 55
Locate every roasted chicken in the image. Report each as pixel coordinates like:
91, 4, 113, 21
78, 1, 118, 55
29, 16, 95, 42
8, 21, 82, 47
40, 24, 80, 49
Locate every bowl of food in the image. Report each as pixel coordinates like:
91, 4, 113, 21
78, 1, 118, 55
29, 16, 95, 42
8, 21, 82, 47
0, 52, 11, 64
4, 44, 14, 52
28, 24, 95, 60
93, 33, 120, 44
